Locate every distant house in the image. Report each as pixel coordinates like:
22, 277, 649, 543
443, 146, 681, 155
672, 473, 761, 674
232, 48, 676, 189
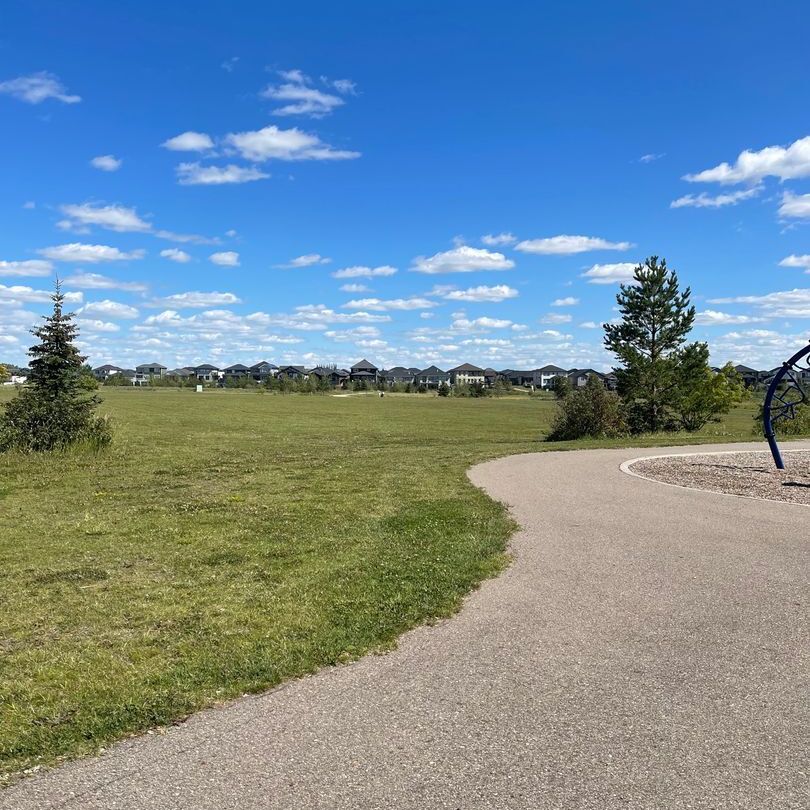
223, 363, 251, 379
413, 365, 449, 388
603, 371, 619, 391
350, 359, 379, 383
483, 368, 498, 387
309, 366, 350, 387
498, 367, 566, 388
382, 366, 415, 385
165, 367, 194, 380
92, 364, 125, 381
136, 362, 166, 378
192, 363, 221, 382
448, 363, 485, 386
536, 365, 568, 389
277, 365, 308, 380
734, 364, 763, 388
568, 368, 604, 388
250, 361, 278, 382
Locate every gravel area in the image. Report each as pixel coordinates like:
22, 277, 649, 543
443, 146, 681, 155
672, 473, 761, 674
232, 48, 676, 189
628, 450, 810, 505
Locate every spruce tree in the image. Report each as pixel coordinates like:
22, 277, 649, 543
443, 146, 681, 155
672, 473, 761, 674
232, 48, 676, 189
603, 256, 695, 432
0, 281, 111, 451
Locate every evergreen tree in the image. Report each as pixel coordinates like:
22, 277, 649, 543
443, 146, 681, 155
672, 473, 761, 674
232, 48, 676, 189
0, 281, 111, 452
603, 256, 695, 432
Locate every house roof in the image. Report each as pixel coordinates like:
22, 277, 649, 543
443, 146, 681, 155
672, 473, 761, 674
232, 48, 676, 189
537, 364, 567, 373
483, 367, 498, 376
351, 370, 376, 377
250, 361, 278, 370
194, 363, 220, 371
94, 364, 124, 372
278, 365, 306, 373
734, 364, 760, 374
309, 366, 345, 376
166, 367, 193, 376
416, 365, 446, 375
383, 366, 414, 376
568, 368, 604, 378
224, 364, 250, 372
351, 358, 378, 371
136, 362, 167, 370
449, 363, 485, 373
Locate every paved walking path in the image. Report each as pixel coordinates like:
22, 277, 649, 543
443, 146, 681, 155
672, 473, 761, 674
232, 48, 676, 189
4, 442, 809, 809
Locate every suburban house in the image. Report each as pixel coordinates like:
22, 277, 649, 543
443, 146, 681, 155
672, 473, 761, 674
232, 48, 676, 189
223, 363, 251, 379
448, 363, 486, 386
136, 362, 166, 378
536, 365, 568, 388
734, 364, 763, 388
350, 359, 379, 383
277, 365, 308, 380
309, 366, 350, 387
250, 361, 278, 382
92, 364, 125, 382
498, 366, 568, 388
413, 365, 450, 388
568, 368, 605, 387
483, 368, 497, 387
381, 366, 415, 385
166, 367, 194, 380
192, 364, 221, 382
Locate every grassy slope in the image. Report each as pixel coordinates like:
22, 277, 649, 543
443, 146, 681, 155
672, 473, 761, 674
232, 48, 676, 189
0, 389, 765, 778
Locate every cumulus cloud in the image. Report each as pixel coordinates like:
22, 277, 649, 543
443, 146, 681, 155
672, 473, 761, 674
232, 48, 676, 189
552, 296, 579, 306
708, 288, 810, 318
339, 283, 369, 293
639, 153, 664, 163
443, 284, 518, 303
0, 284, 82, 304
90, 155, 122, 172
0, 259, 53, 278
779, 254, 810, 272
175, 162, 269, 185
411, 246, 514, 274
276, 253, 331, 268
162, 131, 215, 151
670, 187, 761, 209
153, 291, 242, 308
540, 312, 573, 324
684, 135, 810, 184
778, 192, 810, 220
225, 125, 360, 162
579, 321, 599, 329
323, 326, 381, 342
62, 271, 147, 292
481, 232, 517, 246
74, 318, 120, 332
343, 297, 437, 311
58, 203, 151, 233
450, 316, 512, 332
261, 69, 348, 117
0, 71, 80, 104
38, 243, 145, 263
694, 310, 767, 326
581, 262, 638, 284
160, 248, 191, 263
252, 303, 391, 330
209, 251, 240, 267
332, 265, 397, 279
515, 235, 633, 255
78, 300, 139, 319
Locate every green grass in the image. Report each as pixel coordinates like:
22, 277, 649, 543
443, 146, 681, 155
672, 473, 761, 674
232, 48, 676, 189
0, 388, 772, 779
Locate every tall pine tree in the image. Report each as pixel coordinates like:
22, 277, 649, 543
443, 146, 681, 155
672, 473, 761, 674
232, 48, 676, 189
603, 256, 695, 433
0, 281, 111, 451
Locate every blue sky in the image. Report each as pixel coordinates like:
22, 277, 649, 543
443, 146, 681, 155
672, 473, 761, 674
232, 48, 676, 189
2, 0, 810, 371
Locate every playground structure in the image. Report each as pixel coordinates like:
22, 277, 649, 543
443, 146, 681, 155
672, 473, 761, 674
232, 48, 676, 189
762, 341, 810, 469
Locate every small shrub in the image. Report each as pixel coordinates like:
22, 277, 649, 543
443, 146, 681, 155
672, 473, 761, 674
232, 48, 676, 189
546, 374, 627, 441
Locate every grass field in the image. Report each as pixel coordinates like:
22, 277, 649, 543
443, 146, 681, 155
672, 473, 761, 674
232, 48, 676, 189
0, 388, 770, 779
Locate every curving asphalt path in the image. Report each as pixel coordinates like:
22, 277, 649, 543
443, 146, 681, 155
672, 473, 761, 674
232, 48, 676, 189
3, 442, 809, 809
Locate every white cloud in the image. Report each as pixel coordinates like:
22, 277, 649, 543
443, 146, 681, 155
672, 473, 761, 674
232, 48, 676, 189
75, 318, 120, 333
251, 303, 391, 330
276, 253, 331, 268
175, 162, 269, 185
262, 70, 346, 118
515, 235, 633, 255
90, 155, 122, 172
779, 254, 810, 272
708, 288, 810, 318
209, 251, 240, 267
59, 203, 151, 233
443, 284, 518, 303
162, 131, 215, 151
160, 248, 191, 263
540, 312, 572, 324
411, 246, 515, 274
339, 283, 369, 293
0, 259, 53, 278
221, 57, 239, 73
343, 297, 436, 311
684, 135, 810, 184
332, 265, 397, 279
323, 326, 381, 342
450, 316, 512, 332
62, 271, 147, 292
481, 232, 517, 246
225, 125, 360, 162
155, 291, 242, 308
78, 300, 139, 319
581, 262, 638, 284
695, 310, 767, 326
38, 243, 145, 263
579, 321, 599, 329
0, 284, 82, 304
639, 153, 664, 163
778, 192, 810, 220
670, 187, 761, 209
0, 71, 80, 104
551, 296, 579, 306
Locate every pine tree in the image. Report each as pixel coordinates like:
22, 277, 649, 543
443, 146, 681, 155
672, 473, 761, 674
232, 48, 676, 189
0, 281, 111, 451
603, 256, 695, 433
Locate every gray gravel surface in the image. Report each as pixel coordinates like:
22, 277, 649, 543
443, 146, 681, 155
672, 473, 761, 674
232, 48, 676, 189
3, 441, 809, 810
629, 450, 810, 505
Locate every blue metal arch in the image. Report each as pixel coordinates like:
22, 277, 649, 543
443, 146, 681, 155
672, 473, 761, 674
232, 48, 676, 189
762, 341, 810, 469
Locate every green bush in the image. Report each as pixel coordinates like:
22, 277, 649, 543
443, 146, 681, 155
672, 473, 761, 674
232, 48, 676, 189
546, 374, 627, 441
